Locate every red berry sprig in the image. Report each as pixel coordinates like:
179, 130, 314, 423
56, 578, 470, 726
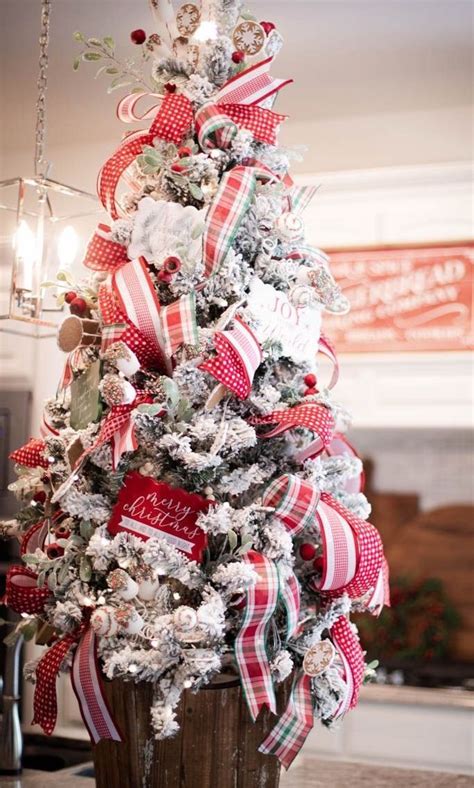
232, 51, 245, 64
260, 21, 276, 35
299, 543, 316, 561
130, 29, 147, 45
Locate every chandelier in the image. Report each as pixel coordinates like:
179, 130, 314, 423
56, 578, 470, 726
0, 0, 100, 336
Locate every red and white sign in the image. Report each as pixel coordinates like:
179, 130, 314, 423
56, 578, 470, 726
324, 244, 473, 353
108, 473, 209, 562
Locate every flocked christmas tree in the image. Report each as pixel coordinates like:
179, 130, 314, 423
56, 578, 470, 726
4, 0, 389, 769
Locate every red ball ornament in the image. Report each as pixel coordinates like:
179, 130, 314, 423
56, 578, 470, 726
313, 556, 324, 573
304, 387, 317, 397
69, 297, 87, 316
178, 146, 192, 158
163, 256, 181, 274
260, 21, 276, 35
231, 50, 245, 64
130, 29, 147, 45
170, 162, 184, 173
33, 490, 47, 504
46, 543, 64, 560
65, 291, 77, 304
304, 373, 317, 388
299, 543, 316, 561
54, 524, 71, 540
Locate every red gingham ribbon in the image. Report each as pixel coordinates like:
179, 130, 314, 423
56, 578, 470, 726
82, 224, 129, 272
235, 551, 279, 721
98, 93, 193, 219
91, 393, 151, 470
262, 474, 320, 535
71, 627, 122, 743
10, 438, 49, 469
199, 317, 262, 399
249, 403, 335, 447
259, 672, 313, 769
203, 165, 257, 279
112, 257, 171, 373
98, 285, 127, 353
216, 55, 292, 106
5, 565, 51, 615
311, 493, 384, 603
160, 292, 198, 357
331, 615, 365, 716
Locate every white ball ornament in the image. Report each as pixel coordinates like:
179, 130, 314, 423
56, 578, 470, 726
137, 577, 160, 601
275, 212, 304, 243
90, 606, 119, 637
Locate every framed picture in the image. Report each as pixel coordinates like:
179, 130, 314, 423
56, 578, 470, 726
324, 242, 473, 353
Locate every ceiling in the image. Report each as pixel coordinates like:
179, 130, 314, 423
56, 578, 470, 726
1, 0, 472, 179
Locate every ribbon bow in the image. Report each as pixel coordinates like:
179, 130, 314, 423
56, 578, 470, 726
249, 402, 335, 450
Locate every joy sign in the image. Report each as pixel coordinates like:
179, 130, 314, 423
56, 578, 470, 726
246, 277, 322, 363
108, 472, 209, 562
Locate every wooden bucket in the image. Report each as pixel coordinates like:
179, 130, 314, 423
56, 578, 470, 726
92, 674, 288, 788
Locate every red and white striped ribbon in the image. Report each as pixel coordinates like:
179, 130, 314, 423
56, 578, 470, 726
331, 615, 365, 717
235, 551, 279, 721
314, 498, 358, 591
39, 409, 60, 439
71, 628, 122, 743
112, 257, 171, 373
262, 474, 320, 535
200, 317, 262, 399
318, 333, 339, 390
116, 91, 163, 124
367, 557, 391, 615
215, 56, 293, 106
259, 672, 313, 769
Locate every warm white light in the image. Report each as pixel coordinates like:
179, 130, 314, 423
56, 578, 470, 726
193, 19, 217, 42
57, 225, 79, 269
13, 220, 36, 290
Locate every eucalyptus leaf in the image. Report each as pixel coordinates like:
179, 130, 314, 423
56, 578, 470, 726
161, 377, 180, 406
87, 37, 103, 47
80, 556, 92, 582
48, 572, 57, 592
83, 52, 102, 61
36, 570, 46, 588
23, 553, 39, 565
73, 31, 85, 42
106, 67, 119, 75
227, 530, 238, 551
22, 621, 38, 642
189, 183, 204, 201
80, 519, 94, 540
237, 542, 253, 555
191, 221, 205, 239
95, 65, 109, 79
103, 36, 115, 50
56, 538, 70, 548
58, 563, 70, 584
107, 79, 133, 93
137, 403, 163, 416
73, 58, 80, 72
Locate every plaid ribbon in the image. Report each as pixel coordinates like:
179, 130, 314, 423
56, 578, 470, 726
160, 292, 198, 357
82, 224, 129, 272
195, 100, 287, 150
199, 317, 262, 399
278, 567, 300, 640
98, 93, 193, 219
331, 615, 365, 717
235, 551, 279, 721
9, 438, 49, 469
4, 565, 51, 615
71, 628, 122, 743
91, 393, 151, 470
262, 474, 320, 536
98, 285, 158, 369
311, 493, 384, 603
289, 184, 318, 215
259, 672, 314, 769
203, 165, 256, 279
112, 257, 171, 373
249, 403, 335, 448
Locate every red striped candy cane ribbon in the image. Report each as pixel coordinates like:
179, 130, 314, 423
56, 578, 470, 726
20, 520, 49, 555
203, 166, 257, 279
199, 317, 262, 399
160, 292, 198, 357
331, 615, 365, 717
259, 672, 313, 769
112, 257, 171, 374
39, 409, 60, 438
82, 224, 129, 272
311, 493, 384, 602
326, 432, 365, 494
4, 565, 51, 615
235, 551, 279, 721
71, 627, 122, 743
249, 403, 335, 447
262, 474, 320, 535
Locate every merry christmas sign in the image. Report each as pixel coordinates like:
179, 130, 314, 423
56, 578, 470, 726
108, 472, 209, 562
324, 244, 473, 352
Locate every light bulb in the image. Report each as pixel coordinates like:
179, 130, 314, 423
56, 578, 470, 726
193, 19, 217, 42
57, 225, 79, 270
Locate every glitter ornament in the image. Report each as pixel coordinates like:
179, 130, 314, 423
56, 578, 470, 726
100, 373, 136, 407
107, 568, 139, 601
90, 606, 119, 637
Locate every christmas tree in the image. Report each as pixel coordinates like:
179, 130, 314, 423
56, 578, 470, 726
4, 0, 389, 769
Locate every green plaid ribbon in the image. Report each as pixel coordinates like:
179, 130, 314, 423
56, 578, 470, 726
259, 671, 314, 769
160, 292, 198, 357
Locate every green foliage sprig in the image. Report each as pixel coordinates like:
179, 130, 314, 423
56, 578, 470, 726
73, 32, 155, 93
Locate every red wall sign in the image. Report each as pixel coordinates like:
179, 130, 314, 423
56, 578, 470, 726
324, 244, 473, 353
108, 472, 209, 562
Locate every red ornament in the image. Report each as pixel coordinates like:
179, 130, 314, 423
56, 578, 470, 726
69, 297, 87, 316
260, 21, 276, 35
232, 50, 245, 64
54, 524, 71, 540
304, 373, 317, 388
65, 291, 77, 304
130, 29, 147, 45
108, 472, 210, 563
158, 269, 173, 283
313, 556, 324, 573
46, 543, 64, 560
163, 256, 181, 274
164, 82, 176, 93
299, 543, 316, 562
304, 387, 317, 397
170, 162, 184, 173
33, 491, 47, 504
178, 146, 192, 158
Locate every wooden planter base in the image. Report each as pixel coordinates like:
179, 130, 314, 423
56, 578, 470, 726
93, 674, 289, 788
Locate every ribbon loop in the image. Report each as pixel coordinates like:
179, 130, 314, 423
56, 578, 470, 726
262, 474, 320, 535
259, 672, 313, 769
199, 317, 262, 399
5, 565, 51, 615
249, 403, 335, 448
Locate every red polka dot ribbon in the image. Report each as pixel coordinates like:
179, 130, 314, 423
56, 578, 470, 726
9, 438, 49, 469
82, 224, 129, 272
199, 317, 262, 399
5, 565, 51, 615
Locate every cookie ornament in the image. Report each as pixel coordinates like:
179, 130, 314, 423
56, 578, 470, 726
303, 640, 336, 677
232, 20, 265, 56
176, 3, 201, 36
